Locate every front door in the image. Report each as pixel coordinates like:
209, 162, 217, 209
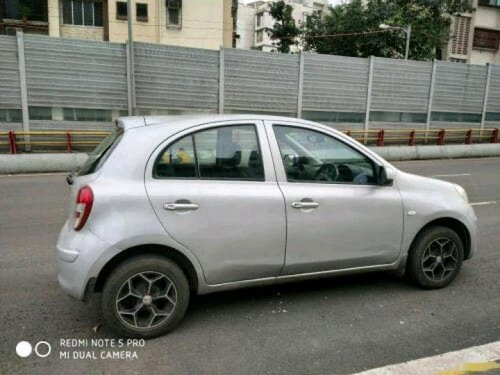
266, 122, 404, 275
145, 121, 286, 285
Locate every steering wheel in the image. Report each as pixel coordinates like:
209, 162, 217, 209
315, 163, 339, 182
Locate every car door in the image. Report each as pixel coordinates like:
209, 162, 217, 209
145, 121, 286, 285
264, 121, 404, 275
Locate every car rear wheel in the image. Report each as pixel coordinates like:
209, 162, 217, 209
406, 226, 464, 289
102, 255, 190, 338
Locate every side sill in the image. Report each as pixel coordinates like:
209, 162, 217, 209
197, 262, 399, 295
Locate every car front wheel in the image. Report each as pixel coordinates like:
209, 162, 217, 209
102, 255, 190, 338
406, 226, 464, 289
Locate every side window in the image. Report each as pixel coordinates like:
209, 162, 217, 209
274, 125, 376, 184
194, 125, 264, 180
154, 135, 196, 178
154, 125, 265, 181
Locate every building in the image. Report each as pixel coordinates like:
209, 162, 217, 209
447, 0, 500, 64
1, 0, 237, 50
236, 0, 327, 52
0, 0, 49, 35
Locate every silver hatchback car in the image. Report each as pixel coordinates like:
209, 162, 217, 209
58, 115, 477, 338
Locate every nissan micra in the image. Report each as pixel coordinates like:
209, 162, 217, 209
57, 115, 477, 338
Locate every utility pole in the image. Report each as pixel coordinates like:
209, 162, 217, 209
404, 25, 411, 61
379, 23, 412, 60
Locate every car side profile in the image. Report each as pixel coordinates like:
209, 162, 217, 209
57, 115, 477, 338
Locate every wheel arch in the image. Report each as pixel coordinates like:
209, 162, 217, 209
93, 244, 200, 294
409, 217, 471, 260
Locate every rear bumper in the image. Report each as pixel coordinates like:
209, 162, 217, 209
57, 220, 111, 300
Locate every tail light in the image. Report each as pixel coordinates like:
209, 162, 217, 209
74, 186, 93, 231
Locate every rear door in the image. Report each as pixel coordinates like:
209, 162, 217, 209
145, 121, 286, 285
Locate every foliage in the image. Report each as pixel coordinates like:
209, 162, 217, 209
267, 0, 301, 53
302, 0, 472, 60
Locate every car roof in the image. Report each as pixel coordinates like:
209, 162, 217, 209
117, 114, 313, 131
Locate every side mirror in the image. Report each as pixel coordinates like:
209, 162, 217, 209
376, 165, 394, 186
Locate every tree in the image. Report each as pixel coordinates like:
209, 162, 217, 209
302, 0, 472, 60
267, 0, 301, 53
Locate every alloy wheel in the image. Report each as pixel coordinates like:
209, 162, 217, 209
115, 271, 177, 329
421, 237, 459, 282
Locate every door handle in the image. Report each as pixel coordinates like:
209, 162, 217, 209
291, 201, 319, 209
163, 203, 199, 211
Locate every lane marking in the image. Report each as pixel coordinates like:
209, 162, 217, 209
470, 201, 497, 206
354, 341, 500, 375
429, 173, 471, 178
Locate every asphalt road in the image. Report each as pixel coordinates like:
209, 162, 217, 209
1, 157, 499, 374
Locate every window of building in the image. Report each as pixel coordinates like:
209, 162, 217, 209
273, 125, 376, 185
62, 0, 103, 26
136, 3, 148, 22
166, 0, 182, 27
256, 12, 263, 27
154, 125, 265, 181
63, 108, 111, 121
473, 28, 499, 50
450, 15, 471, 56
478, 0, 500, 7
116, 1, 127, 20
256, 29, 264, 43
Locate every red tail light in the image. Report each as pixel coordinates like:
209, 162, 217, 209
74, 186, 93, 231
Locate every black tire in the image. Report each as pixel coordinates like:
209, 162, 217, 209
406, 226, 464, 289
102, 255, 190, 339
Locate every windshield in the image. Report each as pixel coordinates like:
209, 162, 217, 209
77, 127, 124, 176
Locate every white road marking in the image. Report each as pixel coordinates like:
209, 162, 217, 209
429, 173, 471, 178
470, 201, 497, 206
354, 341, 500, 375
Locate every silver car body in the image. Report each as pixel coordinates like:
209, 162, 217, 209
57, 115, 477, 300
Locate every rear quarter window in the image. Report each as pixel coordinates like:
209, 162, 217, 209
78, 128, 124, 176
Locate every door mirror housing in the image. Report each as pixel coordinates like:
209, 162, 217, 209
376, 165, 394, 186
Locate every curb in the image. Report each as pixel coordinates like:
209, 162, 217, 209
1, 144, 500, 174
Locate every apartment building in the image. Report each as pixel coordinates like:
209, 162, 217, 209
236, 0, 327, 52
447, 0, 500, 64
1, 0, 237, 50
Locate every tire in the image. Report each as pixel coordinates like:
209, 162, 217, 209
406, 226, 464, 289
102, 255, 190, 339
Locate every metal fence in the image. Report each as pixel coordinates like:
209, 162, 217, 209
1, 32, 500, 137
2, 128, 497, 154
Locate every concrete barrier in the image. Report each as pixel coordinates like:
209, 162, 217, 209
1, 144, 500, 174
370, 144, 500, 162
0, 153, 88, 174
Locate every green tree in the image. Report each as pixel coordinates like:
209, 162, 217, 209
302, 0, 471, 60
267, 0, 301, 53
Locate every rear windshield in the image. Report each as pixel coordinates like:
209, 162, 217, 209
78, 127, 124, 176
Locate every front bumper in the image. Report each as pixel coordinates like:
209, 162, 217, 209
57, 220, 111, 300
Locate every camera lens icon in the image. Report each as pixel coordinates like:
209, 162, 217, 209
16, 341, 51, 358
16, 341, 32, 358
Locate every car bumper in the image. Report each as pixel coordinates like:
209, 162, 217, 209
57, 220, 110, 300
465, 204, 478, 260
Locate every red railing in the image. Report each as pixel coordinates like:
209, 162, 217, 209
0, 128, 498, 154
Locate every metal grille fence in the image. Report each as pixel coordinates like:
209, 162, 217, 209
1, 32, 500, 145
